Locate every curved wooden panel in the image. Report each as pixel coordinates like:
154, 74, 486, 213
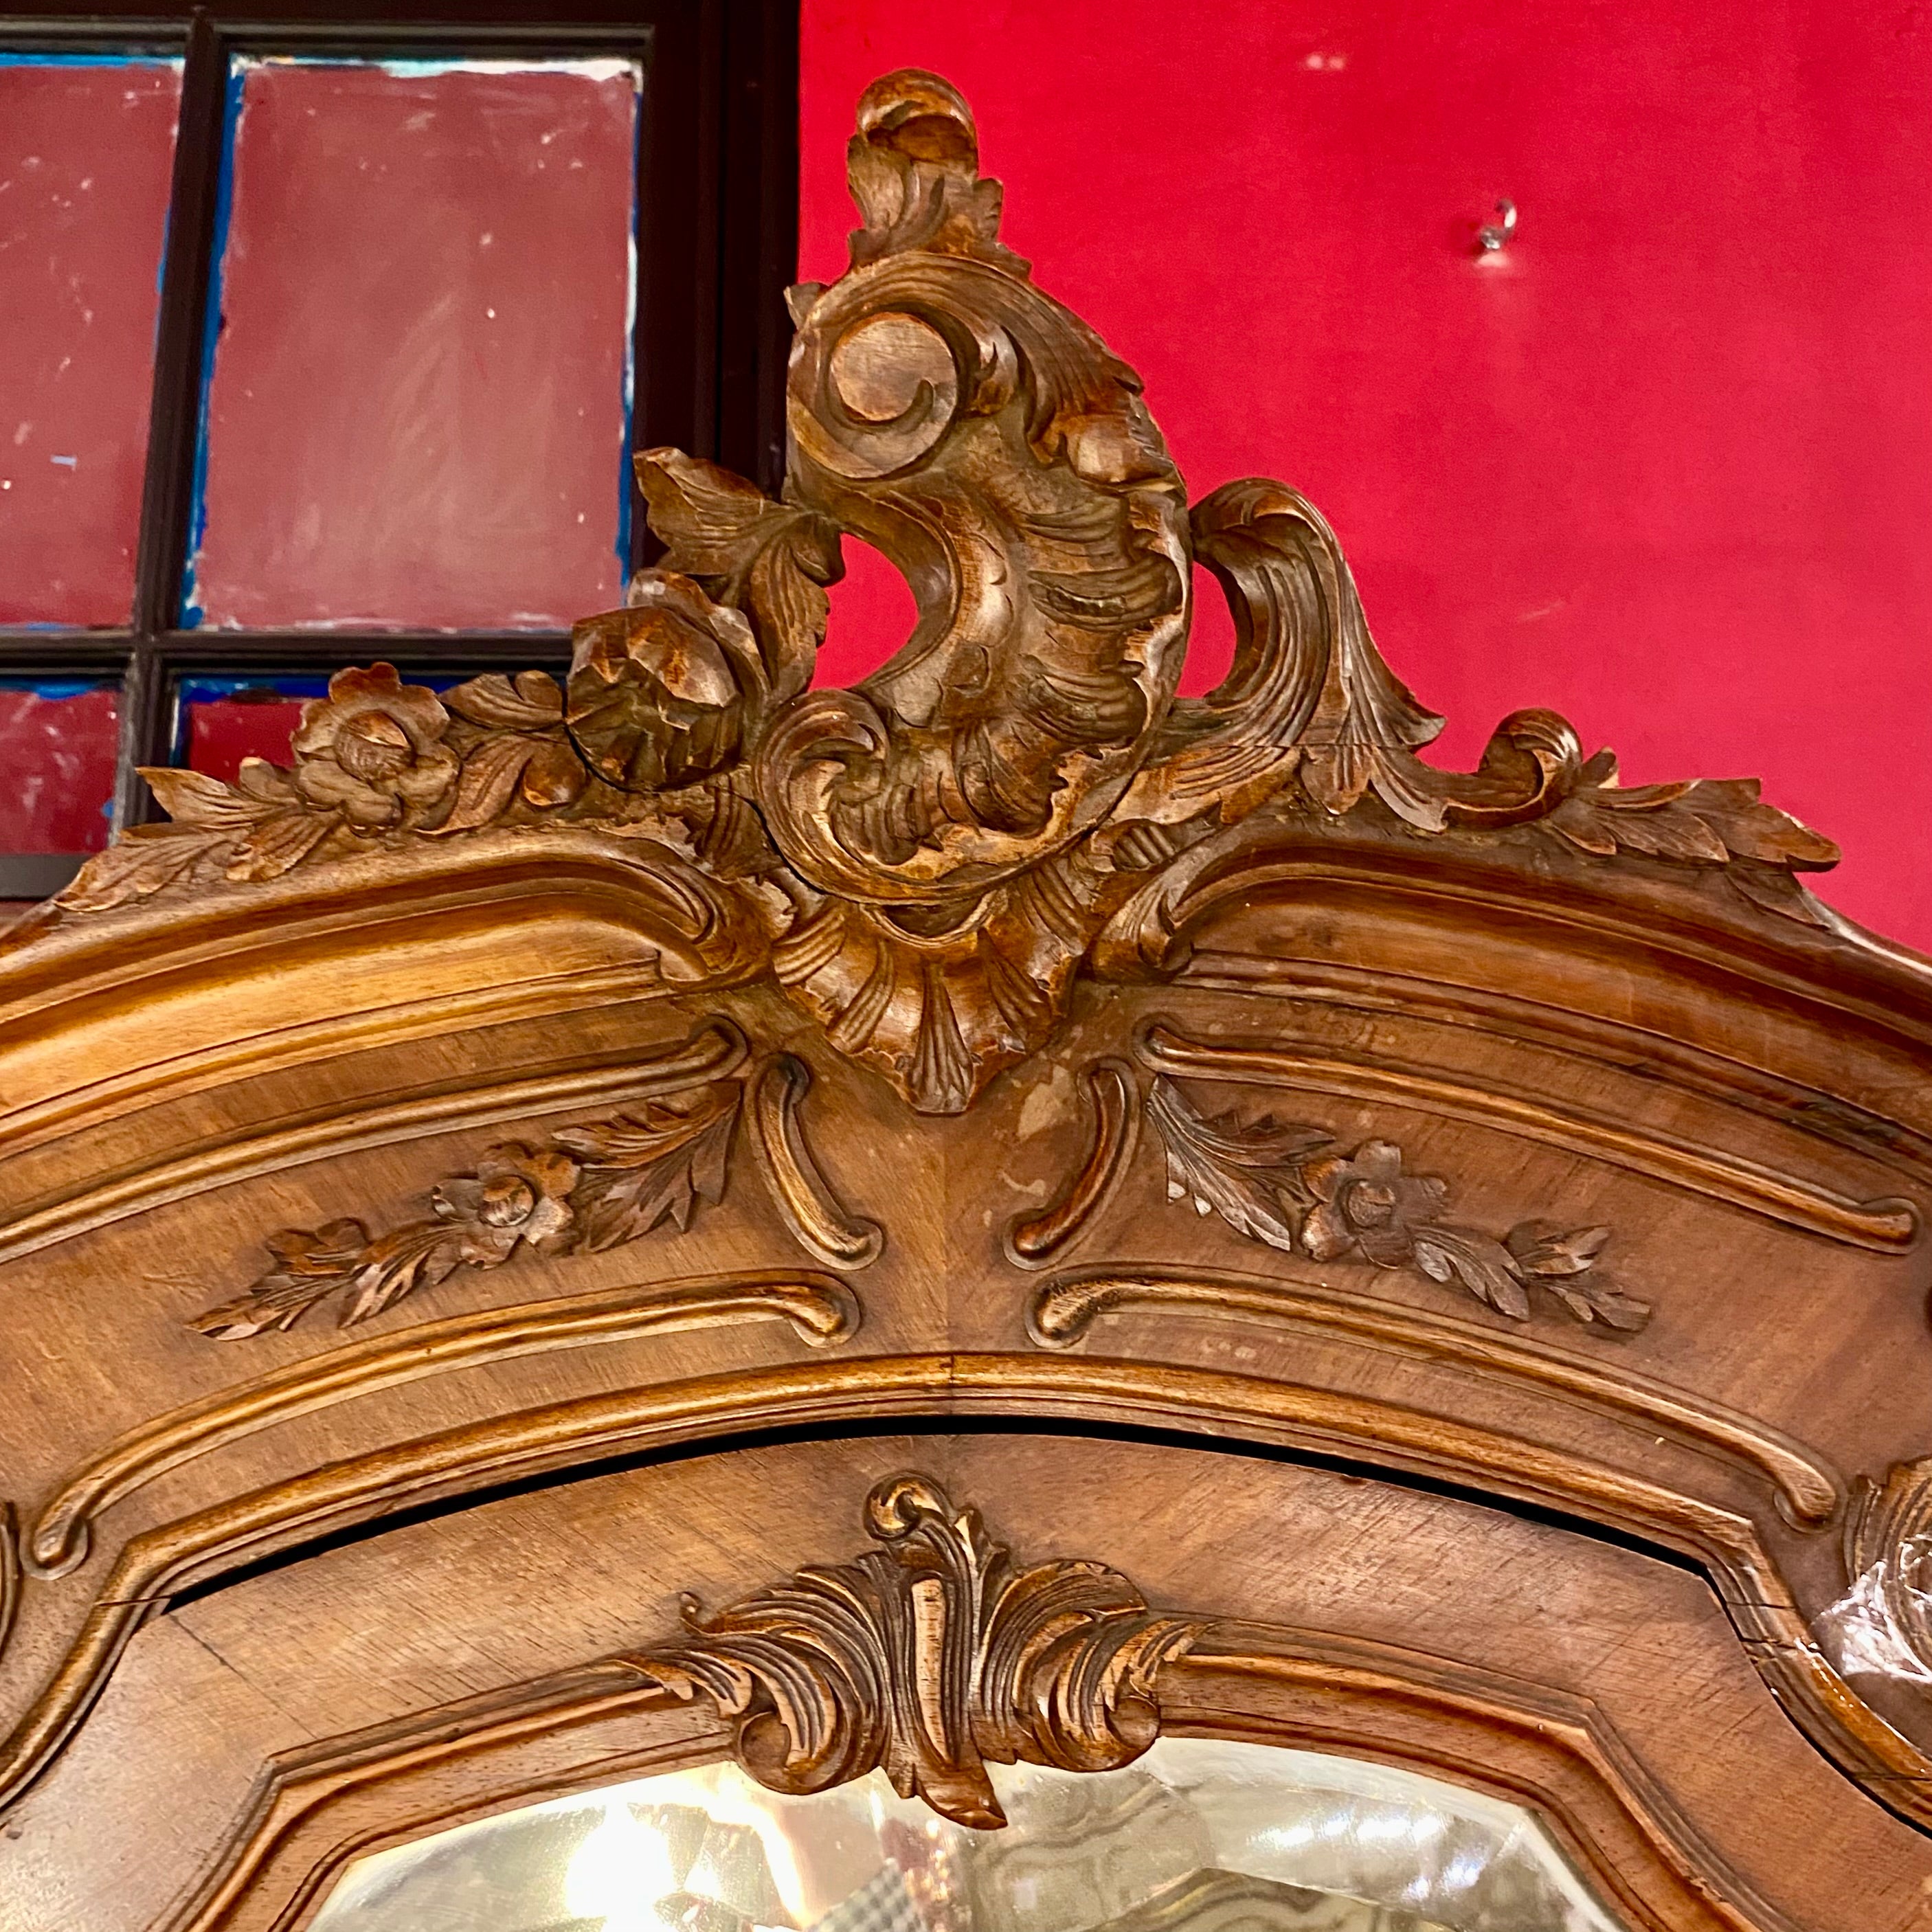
15, 1435, 1927, 1932
1138, 1020, 1918, 1252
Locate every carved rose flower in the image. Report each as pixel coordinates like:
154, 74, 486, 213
431, 1141, 580, 1264
567, 571, 761, 791
1301, 1141, 1447, 1266
291, 664, 460, 827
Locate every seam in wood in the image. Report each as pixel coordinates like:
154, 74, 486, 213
26, 1270, 857, 1580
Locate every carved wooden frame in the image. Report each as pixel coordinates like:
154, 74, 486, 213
115, 1468, 1827, 1932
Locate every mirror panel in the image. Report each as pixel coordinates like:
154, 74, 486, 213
311, 1738, 1626, 1932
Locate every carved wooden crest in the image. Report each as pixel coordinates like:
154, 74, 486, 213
619, 1474, 1200, 1828
45, 68, 1838, 1116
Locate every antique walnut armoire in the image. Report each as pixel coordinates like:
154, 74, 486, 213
5, 68, 1932, 1932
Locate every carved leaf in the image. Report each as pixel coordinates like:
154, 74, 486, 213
844, 70, 1016, 265
637, 448, 840, 706
1505, 1220, 1611, 1277
434, 731, 587, 834
551, 1083, 739, 1252
143, 765, 288, 831
338, 1222, 468, 1326
443, 669, 566, 730
191, 1219, 374, 1339
620, 1474, 1199, 1828
1544, 754, 1839, 872
1146, 1076, 1327, 1250
225, 809, 341, 882
1412, 1226, 1532, 1320
55, 827, 234, 914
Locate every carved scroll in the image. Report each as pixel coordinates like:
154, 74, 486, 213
48, 68, 1843, 1115
1007, 1062, 1141, 1266
620, 1473, 1200, 1828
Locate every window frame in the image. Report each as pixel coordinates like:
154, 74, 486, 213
0, 0, 799, 892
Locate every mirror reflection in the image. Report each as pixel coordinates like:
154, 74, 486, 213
311, 1738, 1626, 1932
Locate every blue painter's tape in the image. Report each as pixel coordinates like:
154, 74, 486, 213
0, 52, 183, 71
614, 60, 644, 584
0, 677, 113, 701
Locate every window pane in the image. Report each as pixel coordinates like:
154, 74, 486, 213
186, 56, 642, 633
0, 56, 182, 627
172, 669, 499, 780
175, 674, 326, 780
0, 679, 120, 854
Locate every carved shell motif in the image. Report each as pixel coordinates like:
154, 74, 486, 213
49, 67, 1841, 1114
620, 1473, 1200, 1828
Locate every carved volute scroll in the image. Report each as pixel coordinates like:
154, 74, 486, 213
620, 1474, 1200, 1828
38, 67, 1841, 1116
762, 71, 1191, 903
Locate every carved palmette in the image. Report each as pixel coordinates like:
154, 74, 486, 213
619, 1474, 1200, 1828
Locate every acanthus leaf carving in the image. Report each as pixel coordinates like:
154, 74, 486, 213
45, 67, 1846, 1111
618, 1473, 1200, 1828
1147, 1071, 1650, 1332
552, 1082, 739, 1253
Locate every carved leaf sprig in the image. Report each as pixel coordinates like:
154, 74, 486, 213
1148, 1076, 1327, 1250
49, 656, 759, 919
1541, 755, 1838, 868
553, 1085, 738, 1251
1147, 1077, 1649, 1332
56, 763, 343, 914
620, 1474, 1200, 1828
192, 1085, 743, 1341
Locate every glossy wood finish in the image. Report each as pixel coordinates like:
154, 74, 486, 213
14, 1439, 1932, 1931
1, 63, 1930, 1931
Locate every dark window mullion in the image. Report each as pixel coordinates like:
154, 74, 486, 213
717, 0, 800, 499
112, 642, 170, 833
157, 632, 576, 673
122, 9, 229, 825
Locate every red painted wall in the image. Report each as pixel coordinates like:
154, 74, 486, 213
800, 1, 1932, 954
